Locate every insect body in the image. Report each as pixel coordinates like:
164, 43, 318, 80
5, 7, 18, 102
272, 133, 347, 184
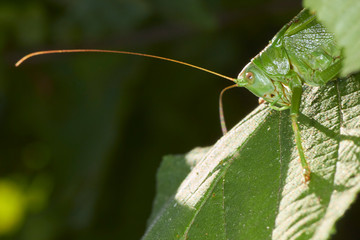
238, 9, 341, 105
16, 9, 342, 183
236, 9, 342, 182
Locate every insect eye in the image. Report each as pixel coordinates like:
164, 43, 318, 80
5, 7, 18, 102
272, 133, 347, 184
245, 72, 254, 83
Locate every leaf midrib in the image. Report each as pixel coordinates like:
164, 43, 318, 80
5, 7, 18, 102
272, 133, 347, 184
182, 106, 275, 239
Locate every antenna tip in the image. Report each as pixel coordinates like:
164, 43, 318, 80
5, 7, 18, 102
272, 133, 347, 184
15, 57, 27, 67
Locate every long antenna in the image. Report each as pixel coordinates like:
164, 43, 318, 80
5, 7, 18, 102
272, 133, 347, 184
15, 49, 236, 83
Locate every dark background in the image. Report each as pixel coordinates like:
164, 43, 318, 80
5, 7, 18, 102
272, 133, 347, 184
7, 0, 359, 239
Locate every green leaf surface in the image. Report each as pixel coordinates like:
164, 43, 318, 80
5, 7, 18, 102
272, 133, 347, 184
303, 0, 360, 76
147, 147, 211, 225
144, 73, 360, 240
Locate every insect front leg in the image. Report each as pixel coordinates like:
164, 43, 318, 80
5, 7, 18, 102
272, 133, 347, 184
268, 104, 289, 111
290, 78, 311, 183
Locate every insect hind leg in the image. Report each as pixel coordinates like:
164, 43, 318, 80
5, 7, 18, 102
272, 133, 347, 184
290, 77, 311, 183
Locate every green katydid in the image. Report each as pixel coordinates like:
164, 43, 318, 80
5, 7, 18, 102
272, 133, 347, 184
16, 9, 342, 183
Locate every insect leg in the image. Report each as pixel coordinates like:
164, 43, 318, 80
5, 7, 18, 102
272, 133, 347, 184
290, 79, 311, 183
258, 97, 265, 104
268, 82, 291, 110
268, 104, 289, 111
269, 96, 289, 111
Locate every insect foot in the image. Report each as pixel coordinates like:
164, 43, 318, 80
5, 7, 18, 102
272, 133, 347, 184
303, 166, 311, 184
258, 97, 265, 104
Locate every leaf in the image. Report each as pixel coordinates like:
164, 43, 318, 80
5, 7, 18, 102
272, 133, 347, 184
143, 73, 360, 240
147, 147, 211, 226
303, 0, 360, 76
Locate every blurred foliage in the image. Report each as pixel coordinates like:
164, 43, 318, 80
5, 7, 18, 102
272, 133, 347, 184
0, 0, 310, 239
0, 180, 25, 234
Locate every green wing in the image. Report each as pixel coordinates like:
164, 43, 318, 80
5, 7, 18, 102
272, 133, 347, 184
282, 9, 342, 86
